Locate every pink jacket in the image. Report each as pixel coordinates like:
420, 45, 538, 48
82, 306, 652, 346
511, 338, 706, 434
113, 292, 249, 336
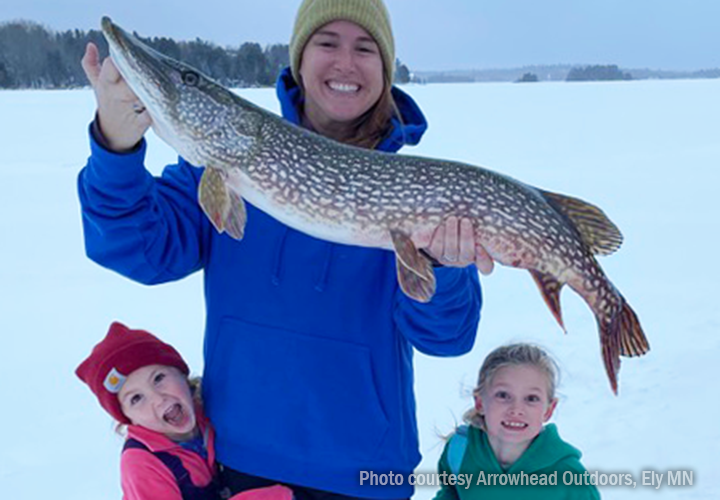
121, 414, 216, 499
121, 414, 292, 500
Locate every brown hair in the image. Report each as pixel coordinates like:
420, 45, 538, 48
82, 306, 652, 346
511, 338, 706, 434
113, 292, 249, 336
346, 73, 399, 149
463, 343, 560, 430
299, 72, 401, 150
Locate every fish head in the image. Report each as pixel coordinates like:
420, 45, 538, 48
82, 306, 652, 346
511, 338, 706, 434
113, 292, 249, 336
101, 17, 258, 167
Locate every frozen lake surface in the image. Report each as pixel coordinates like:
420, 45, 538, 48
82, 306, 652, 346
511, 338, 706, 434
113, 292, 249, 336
0, 78, 718, 499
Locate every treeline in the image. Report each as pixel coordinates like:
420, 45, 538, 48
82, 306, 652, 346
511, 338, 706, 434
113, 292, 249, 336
566, 65, 632, 82
513, 65, 633, 84
416, 63, 720, 84
0, 20, 413, 89
0, 20, 290, 89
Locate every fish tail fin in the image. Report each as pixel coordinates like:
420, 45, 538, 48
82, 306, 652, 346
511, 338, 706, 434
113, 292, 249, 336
529, 270, 566, 332
599, 295, 650, 394
599, 315, 622, 395
617, 297, 650, 357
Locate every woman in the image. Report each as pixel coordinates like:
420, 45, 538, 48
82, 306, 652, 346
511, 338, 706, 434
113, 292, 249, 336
78, 0, 491, 498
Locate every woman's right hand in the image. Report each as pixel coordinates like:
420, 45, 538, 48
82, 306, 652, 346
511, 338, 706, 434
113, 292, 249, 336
81, 42, 151, 152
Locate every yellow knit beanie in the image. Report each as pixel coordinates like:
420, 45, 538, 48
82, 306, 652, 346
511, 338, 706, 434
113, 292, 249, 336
290, 0, 395, 84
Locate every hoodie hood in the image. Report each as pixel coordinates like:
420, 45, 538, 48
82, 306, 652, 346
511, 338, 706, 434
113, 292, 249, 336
508, 424, 583, 473
471, 424, 582, 475
275, 67, 428, 152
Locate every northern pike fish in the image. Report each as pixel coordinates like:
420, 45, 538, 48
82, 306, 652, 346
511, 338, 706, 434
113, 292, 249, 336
100, 17, 649, 392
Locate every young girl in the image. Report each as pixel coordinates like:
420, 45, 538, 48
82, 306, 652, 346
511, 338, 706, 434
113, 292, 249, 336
76, 321, 293, 500
434, 343, 601, 500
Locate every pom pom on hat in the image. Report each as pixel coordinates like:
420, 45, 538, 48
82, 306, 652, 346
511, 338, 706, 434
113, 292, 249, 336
76, 322, 189, 424
290, 0, 395, 84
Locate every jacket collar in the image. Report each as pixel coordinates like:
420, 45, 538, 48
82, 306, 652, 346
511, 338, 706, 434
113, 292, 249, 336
275, 67, 427, 153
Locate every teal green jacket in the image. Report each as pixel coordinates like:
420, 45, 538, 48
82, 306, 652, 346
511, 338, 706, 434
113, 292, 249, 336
433, 424, 601, 500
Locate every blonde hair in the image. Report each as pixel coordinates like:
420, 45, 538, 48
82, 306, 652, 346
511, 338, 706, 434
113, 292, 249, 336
463, 343, 560, 430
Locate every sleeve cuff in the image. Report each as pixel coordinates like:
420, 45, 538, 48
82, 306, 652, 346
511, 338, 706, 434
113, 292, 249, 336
86, 120, 151, 190
91, 115, 144, 154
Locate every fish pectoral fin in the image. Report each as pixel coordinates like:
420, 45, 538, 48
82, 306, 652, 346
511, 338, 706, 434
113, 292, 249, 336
198, 166, 246, 240
199, 167, 230, 234
390, 230, 437, 303
539, 189, 624, 256
224, 188, 247, 240
529, 269, 566, 332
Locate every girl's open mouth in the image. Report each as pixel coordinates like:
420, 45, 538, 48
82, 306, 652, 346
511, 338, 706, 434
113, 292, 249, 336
163, 403, 188, 426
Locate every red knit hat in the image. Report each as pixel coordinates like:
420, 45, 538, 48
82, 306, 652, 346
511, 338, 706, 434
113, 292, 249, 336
76, 321, 190, 424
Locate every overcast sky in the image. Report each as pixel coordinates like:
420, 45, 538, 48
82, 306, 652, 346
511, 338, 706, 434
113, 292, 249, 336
1, 0, 718, 71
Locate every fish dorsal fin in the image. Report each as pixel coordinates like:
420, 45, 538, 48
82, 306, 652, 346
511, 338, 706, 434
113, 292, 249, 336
539, 190, 623, 256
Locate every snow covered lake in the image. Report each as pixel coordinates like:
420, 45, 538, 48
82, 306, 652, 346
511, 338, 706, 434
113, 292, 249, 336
0, 78, 718, 499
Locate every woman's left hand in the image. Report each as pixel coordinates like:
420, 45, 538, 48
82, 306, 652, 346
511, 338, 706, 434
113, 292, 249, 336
422, 216, 494, 274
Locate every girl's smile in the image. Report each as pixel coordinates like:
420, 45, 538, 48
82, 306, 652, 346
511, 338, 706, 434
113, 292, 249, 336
501, 420, 529, 430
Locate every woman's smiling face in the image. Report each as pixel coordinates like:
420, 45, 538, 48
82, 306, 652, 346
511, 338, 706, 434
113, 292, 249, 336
118, 364, 197, 441
475, 364, 557, 449
299, 20, 384, 135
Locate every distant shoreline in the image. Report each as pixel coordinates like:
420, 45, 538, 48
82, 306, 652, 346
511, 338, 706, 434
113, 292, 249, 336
412, 65, 720, 84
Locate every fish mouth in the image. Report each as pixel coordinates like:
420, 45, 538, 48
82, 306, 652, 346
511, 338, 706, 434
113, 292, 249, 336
100, 16, 179, 108
100, 16, 119, 45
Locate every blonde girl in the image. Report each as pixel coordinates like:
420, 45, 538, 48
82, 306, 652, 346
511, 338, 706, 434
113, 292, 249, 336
434, 343, 600, 500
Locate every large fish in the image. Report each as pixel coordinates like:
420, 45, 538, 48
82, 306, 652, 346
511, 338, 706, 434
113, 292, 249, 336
100, 17, 649, 392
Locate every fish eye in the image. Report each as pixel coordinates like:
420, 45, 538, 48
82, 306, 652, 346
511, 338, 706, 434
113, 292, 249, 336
182, 71, 200, 86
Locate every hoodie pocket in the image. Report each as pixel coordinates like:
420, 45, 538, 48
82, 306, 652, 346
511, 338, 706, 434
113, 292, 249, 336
206, 316, 390, 461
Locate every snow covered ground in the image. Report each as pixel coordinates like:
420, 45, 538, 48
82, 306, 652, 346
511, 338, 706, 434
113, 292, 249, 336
0, 78, 717, 499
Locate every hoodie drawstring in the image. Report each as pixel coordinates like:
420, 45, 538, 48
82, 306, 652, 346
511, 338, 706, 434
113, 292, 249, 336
271, 227, 289, 286
315, 243, 334, 292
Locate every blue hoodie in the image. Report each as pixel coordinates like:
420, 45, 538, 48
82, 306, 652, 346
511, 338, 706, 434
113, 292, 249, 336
78, 68, 482, 499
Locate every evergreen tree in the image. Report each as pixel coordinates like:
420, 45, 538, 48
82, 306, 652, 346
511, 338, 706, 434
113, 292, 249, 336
395, 59, 411, 84
566, 65, 632, 82
0, 60, 15, 88
235, 42, 268, 86
264, 44, 290, 84
516, 72, 539, 83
